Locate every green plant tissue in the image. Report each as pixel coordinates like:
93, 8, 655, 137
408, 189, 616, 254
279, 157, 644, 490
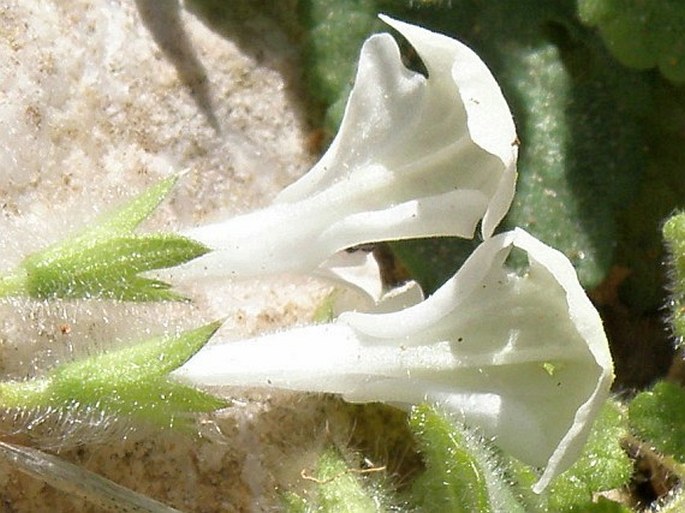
284, 449, 389, 513
663, 211, 685, 341
577, 0, 685, 83
505, 400, 631, 513
545, 400, 633, 512
629, 380, 685, 463
408, 404, 526, 513
0, 175, 208, 301
0, 322, 227, 433
613, 82, 685, 312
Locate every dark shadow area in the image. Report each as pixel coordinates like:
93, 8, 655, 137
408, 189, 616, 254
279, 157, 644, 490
601, 304, 674, 391
182, 0, 320, 131
135, 0, 220, 131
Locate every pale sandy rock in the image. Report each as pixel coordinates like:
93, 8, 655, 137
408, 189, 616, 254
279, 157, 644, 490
0, 1, 344, 511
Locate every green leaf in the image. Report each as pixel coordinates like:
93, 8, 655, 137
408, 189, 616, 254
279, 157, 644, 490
0, 321, 227, 431
408, 404, 526, 513
0, 175, 208, 301
612, 80, 685, 312
543, 400, 633, 512
577, 0, 685, 83
629, 380, 685, 463
391, 237, 479, 295
497, 26, 647, 290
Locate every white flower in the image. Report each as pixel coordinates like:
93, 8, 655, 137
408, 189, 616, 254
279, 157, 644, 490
173, 15, 517, 281
173, 228, 613, 491
316, 249, 425, 314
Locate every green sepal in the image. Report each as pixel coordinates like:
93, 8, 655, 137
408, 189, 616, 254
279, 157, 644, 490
628, 380, 685, 464
0, 175, 208, 301
408, 404, 526, 513
22, 233, 208, 301
0, 321, 227, 431
87, 174, 181, 237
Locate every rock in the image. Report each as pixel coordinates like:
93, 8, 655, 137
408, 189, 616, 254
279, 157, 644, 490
0, 2, 335, 511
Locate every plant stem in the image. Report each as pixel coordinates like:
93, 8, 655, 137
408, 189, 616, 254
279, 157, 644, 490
0, 379, 50, 410
0, 270, 28, 298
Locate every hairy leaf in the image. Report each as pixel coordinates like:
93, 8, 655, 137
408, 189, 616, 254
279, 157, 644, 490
629, 381, 685, 463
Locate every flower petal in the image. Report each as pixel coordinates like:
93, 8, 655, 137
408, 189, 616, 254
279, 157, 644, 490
276, 15, 517, 239
315, 250, 424, 314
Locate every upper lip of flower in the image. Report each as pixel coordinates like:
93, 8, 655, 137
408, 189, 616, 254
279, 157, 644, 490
277, 15, 518, 240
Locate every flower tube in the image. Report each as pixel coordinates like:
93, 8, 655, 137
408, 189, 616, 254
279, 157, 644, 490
173, 16, 517, 281
173, 228, 613, 491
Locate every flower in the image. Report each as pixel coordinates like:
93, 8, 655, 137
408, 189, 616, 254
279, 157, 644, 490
315, 248, 425, 315
173, 15, 517, 282
172, 228, 613, 491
